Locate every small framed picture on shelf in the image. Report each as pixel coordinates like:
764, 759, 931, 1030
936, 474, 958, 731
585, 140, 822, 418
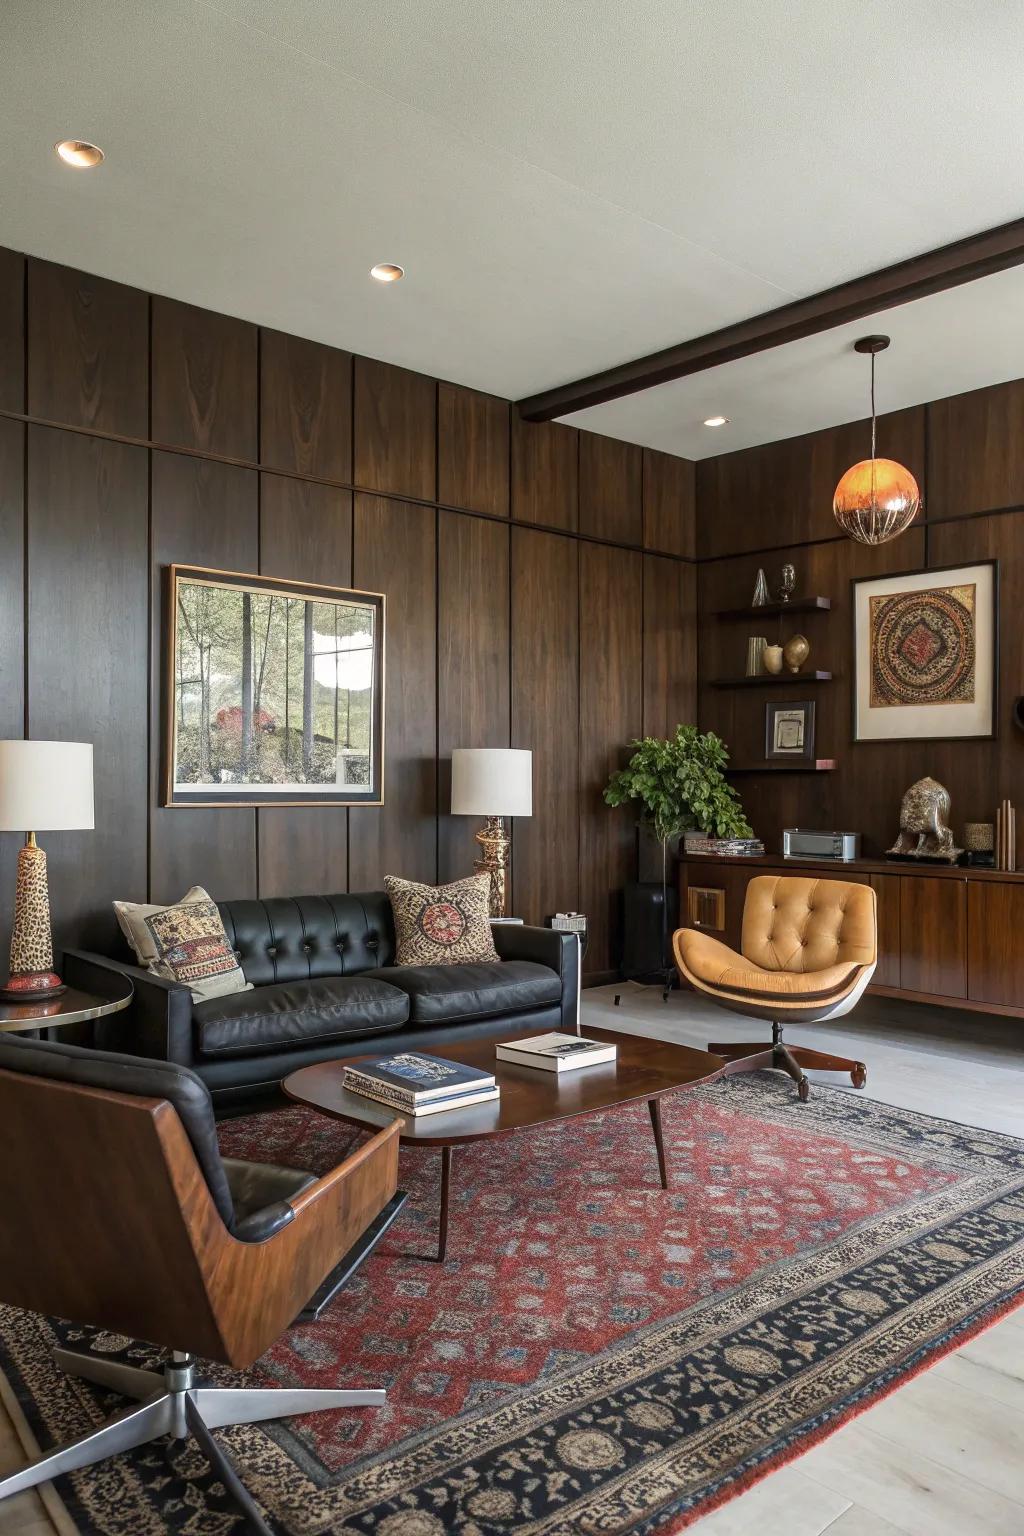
765, 700, 816, 761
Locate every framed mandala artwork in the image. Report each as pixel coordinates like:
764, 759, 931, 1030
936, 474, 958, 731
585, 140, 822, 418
851, 561, 998, 742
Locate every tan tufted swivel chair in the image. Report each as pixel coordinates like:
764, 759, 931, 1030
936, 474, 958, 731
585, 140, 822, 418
673, 876, 877, 1100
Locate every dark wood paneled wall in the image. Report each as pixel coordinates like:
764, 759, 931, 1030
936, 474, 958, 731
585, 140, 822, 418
0, 246, 697, 982
28, 429, 149, 953
697, 380, 1024, 859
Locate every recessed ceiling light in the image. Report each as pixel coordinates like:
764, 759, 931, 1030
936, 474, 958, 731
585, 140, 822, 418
55, 139, 104, 168
703, 415, 729, 427
370, 263, 404, 283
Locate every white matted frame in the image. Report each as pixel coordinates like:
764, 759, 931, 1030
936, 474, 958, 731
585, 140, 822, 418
164, 564, 386, 807
851, 560, 998, 743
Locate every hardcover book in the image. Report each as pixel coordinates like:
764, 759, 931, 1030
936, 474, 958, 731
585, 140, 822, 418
344, 1079, 500, 1117
494, 1033, 617, 1073
343, 1051, 495, 1104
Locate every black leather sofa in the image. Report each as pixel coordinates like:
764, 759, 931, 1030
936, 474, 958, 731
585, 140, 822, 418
64, 891, 579, 1108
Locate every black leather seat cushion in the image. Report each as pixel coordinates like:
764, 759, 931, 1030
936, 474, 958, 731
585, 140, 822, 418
194, 976, 410, 1059
367, 960, 561, 1026
222, 1158, 317, 1242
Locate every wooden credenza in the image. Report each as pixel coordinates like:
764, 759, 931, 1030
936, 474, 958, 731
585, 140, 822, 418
679, 854, 1024, 1020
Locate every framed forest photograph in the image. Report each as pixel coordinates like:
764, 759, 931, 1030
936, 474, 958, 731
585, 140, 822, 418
851, 560, 997, 742
164, 565, 385, 807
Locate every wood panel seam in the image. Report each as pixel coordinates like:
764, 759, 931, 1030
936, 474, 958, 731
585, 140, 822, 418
0, 407, 695, 563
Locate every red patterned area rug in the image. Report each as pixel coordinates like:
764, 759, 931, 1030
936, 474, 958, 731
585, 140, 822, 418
3, 1074, 1024, 1535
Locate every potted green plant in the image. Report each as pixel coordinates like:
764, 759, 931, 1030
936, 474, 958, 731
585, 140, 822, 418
604, 725, 752, 991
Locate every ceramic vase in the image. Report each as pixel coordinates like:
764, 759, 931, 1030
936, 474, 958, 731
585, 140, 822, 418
745, 636, 767, 676
763, 644, 784, 675
783, 634, 809, 673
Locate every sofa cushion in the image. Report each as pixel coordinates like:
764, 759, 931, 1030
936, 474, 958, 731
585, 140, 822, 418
194, 976, 409, 1059
114, 886, 252, 1003
217, 893, 397, 988
367, 960, 560, 1026
385, 873, 498, 967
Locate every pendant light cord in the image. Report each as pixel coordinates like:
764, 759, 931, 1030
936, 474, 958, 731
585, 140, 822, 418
870, 351, 877, 460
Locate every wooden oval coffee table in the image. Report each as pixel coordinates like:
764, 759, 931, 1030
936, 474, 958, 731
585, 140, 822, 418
284, 1028, 725, 1261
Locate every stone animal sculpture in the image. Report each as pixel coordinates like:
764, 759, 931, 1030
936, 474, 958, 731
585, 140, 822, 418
887, 776, 962, 864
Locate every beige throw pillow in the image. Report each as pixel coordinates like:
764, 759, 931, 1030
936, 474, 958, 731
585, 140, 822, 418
113, 886, 252, 1003
385, 873, 499, 967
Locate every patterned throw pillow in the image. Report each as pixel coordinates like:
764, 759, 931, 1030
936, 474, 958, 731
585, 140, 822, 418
113, 886, 252, 1003
385, 874, 499, 968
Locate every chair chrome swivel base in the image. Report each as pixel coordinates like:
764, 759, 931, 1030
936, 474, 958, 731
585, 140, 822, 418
0, 1346, 386, 1534
709, 1021, 867, 1102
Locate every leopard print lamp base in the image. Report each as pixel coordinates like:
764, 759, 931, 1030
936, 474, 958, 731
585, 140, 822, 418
1, 836, 64, 1000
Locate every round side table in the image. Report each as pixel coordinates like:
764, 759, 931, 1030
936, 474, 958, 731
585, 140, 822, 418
0, 979, 133, 1039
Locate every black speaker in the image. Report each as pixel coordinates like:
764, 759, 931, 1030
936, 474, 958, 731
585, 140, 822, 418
621, 881, 679, 982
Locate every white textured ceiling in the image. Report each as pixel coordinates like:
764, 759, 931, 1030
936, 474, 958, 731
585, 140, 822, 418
571, 266, 1024, 457
3, 0, 1024, 457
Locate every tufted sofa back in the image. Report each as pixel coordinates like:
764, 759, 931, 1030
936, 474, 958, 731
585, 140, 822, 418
216, 892, 396, 987
741, 876, 876, 974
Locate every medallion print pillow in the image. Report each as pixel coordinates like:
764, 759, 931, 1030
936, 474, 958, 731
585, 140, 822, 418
113, 885, 252, 1003
385, 873, 498, 967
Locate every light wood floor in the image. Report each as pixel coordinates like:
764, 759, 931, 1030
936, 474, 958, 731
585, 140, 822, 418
2, 986, 1022, 1534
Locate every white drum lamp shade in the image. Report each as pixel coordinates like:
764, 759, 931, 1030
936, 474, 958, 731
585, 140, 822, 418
450, 749, 532, 817
0, 741, 95, 831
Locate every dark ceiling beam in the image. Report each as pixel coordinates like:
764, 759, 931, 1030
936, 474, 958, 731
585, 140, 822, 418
516, 216, 1024, 422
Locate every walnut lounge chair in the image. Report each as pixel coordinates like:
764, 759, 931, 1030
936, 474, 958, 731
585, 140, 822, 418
673, 875, 877, 1100
0, 1035, 404, 1533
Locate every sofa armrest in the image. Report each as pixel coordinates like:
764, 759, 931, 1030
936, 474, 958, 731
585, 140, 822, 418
62, 949, 195, 1066
491, 923, 580, 1032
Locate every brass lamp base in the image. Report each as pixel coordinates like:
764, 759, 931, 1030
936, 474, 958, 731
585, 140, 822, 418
473, 815, 511, 918
1, 834, 65, 1001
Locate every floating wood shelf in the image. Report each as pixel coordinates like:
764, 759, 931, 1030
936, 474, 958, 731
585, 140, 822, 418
727, 759, 838, 774
712, 597, 832, 620
709, 670, 834, 688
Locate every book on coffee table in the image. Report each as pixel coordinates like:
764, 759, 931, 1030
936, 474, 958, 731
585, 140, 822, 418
494, 1033, 617, 1072
346, 1081, 501, 1116
343, 1051, 498, 1116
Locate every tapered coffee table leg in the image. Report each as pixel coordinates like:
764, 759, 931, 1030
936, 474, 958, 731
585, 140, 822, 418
648, 1098, 669, 1189
437, 1146, 453, 1262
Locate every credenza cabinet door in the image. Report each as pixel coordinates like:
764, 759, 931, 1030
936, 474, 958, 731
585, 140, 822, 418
899, 876, 967, 999
967, 882, 1024, 1007
869, 873, 901, 989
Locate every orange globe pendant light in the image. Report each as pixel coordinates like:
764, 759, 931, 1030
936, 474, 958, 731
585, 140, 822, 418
833, 336, 920, 545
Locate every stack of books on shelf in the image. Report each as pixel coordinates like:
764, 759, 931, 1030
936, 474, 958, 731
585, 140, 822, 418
343, 1052, 499, 1116
683, 833, 765, 857
495, 1032, 617, 1072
